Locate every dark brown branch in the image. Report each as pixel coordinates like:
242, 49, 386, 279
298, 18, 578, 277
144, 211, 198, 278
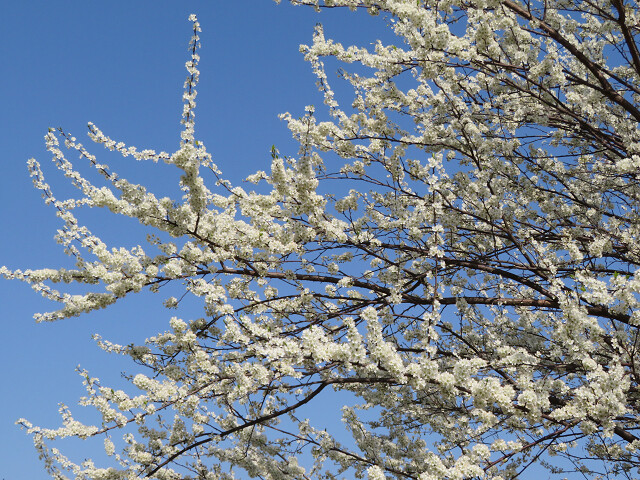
144, 382, 329, 478
502, 0, 640, 122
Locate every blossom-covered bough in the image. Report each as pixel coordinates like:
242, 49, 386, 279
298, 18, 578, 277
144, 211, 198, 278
4, 0, 640, 478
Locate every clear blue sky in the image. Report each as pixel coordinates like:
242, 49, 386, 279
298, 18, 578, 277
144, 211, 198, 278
0, 2, 386, 478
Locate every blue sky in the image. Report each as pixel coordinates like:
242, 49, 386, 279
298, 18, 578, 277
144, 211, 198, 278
0, 2, 387, 478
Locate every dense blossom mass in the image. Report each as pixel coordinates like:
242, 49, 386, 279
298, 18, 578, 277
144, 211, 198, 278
4, 1, 640, 478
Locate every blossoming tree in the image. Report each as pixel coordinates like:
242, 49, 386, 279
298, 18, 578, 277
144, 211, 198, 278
4, 0, 640, 478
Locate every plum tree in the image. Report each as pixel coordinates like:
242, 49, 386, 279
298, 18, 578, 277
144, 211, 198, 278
4, 1, 640, 479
